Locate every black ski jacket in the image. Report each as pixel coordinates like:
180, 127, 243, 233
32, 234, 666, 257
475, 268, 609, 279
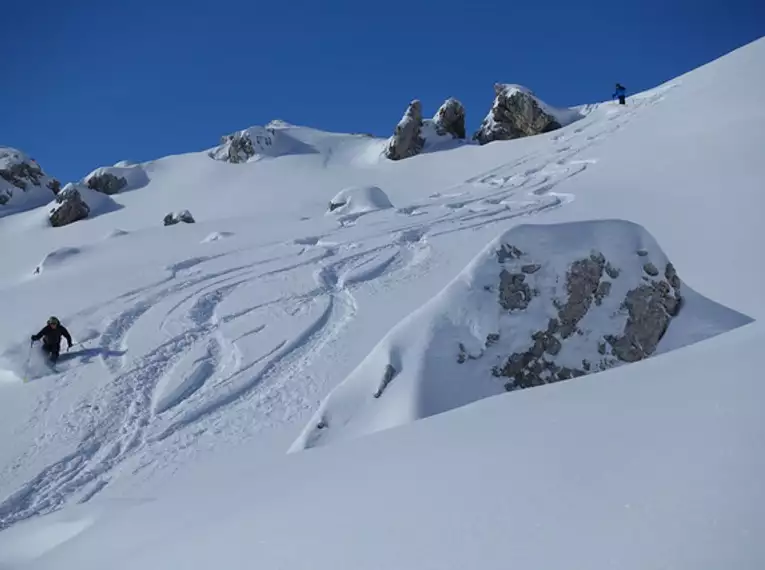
32, 325, 72, 348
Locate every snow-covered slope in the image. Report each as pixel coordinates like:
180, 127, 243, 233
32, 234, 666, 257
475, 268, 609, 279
0, 36, 764, 570
292, 219, 752, 451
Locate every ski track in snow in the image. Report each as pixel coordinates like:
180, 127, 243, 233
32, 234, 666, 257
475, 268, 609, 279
0, 94, 664, 530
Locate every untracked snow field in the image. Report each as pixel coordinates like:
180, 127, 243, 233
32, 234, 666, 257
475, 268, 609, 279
0, 37, 764, 570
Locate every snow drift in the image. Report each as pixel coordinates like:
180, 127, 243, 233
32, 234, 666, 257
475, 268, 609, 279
293, 219, 753, 451
327, 186, 393, 218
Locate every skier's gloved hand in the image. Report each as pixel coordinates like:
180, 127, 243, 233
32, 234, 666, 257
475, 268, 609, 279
30, 336, 36, 342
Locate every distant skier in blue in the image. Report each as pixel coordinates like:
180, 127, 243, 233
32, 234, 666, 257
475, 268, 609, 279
613, 83, 626, 105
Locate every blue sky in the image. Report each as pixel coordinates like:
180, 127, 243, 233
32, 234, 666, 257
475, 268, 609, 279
2, 0, 763, 182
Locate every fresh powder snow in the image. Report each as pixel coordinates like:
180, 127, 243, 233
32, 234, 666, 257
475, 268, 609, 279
0, 36, 764, 570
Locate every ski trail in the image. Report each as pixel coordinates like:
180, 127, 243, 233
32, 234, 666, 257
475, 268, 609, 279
0, 92, 668, 531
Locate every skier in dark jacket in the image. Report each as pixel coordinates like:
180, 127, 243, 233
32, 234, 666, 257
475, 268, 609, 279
31, 316, 72, 363
613, 83, 627, 105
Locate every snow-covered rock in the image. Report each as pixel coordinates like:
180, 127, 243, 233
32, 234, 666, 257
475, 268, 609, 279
293, 220, 752, 450
208, 124, 320, 163
209, 127, 277, 163
163, 210, 196, 226
48, 185, 90, 227
433, 97, 466, 139
47, 183, 122, 227
87, 172, 126, 194
473, 84, 581, 144
84, 164, 149, 194
327, 186, 393, 216
384, 100, 425, 160
0, 148, 60, 209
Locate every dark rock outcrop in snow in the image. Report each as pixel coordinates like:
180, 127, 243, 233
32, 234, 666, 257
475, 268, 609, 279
490, 242, 684, 391
433, 98, 466, 139
499, 270, 536, 311
473, 84, 562, 145
87, 172, 127, 195
384, 100, 425, 160
163, 210, 196, 226
48, 185, 90, 227
605, 276, 682, 362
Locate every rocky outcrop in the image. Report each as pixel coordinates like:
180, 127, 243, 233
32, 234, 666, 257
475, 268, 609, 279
605, 267, 682, 362
433, 98, 466, 139
0, 159, 43, 189
87, 172, 127, 195
220, 132, 255, 163
499, 270, 535, 311
473, 84, 562, 145
0, 148, 60, 206
487, 241, 684, 391
48, 185, 90, 227
209, 127, 280, 163
384, 100, 425, 160
163, 210, 196, 226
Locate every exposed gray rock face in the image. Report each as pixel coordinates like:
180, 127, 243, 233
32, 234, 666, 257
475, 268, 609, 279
384, 100, 425, 160
665, 262, 680, 289
163, 210, 196, 226
643, 262, 659, 277
432, 98, 466, 139
486, 241, 685, 392
48, 186, 90, 227
499, 270, 535, 311
473, 84, 562, 145
373, 364, 398, 398
87, 172, 127, 195
595, 281, 612, 305
606, 280, 680, 362
496, 243, 524, 263
605, 261, 620, 279
557, 253, 606, 338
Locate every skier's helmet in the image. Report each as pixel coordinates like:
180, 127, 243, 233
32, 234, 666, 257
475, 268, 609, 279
47, 316, 60, 326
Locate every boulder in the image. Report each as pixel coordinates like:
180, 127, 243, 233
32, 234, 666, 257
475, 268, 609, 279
164, 210, 196, 226
87, 172, 127, 195
48, 185, 90, 227
384, 100, 425, 160
433, 98, 466, 139
473, 84, 562, 145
